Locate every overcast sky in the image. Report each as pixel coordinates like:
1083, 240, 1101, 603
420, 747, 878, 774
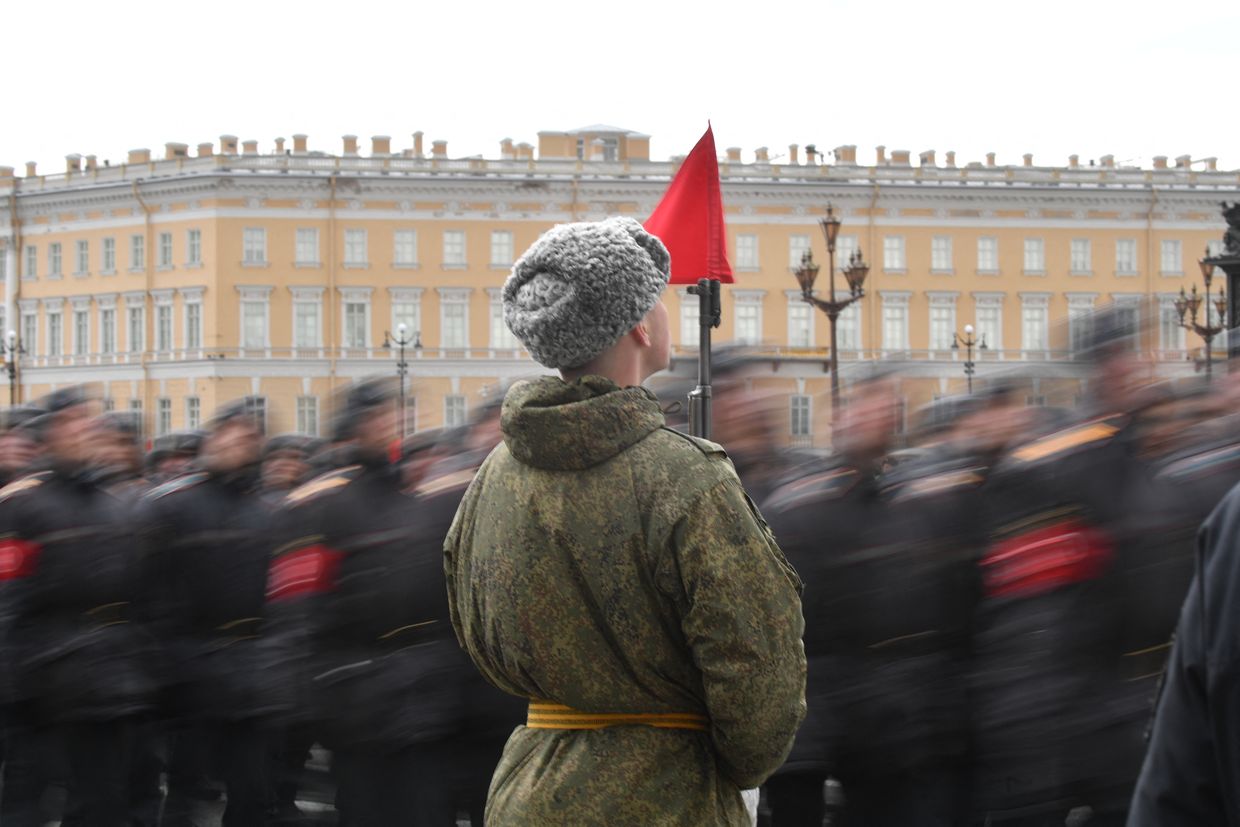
6, 0, 1238, 174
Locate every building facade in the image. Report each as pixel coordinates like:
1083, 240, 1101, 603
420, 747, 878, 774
0, 128, 1234, 447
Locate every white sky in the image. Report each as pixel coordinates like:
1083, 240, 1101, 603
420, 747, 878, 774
6, 0, 1239, 173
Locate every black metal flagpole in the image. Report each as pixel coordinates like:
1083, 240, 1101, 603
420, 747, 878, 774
687, 278, 721, 439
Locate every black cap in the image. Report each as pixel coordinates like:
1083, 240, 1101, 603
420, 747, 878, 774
149, 430, 206, 462
1073, 304, 1143, 363
913, 395, 988, 439
1, 405, 46, 433
40, 386, 91, 415
263, 434, 321, 460
96, 411, 143, 440
331, 377, 398, 441
400, 430, 441, 461
209, 397, 266, 433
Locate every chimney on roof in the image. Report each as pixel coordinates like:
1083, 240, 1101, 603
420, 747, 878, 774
24, 162, 36, 178
241, 140, 258, 155
516, 142, 534, 161
944, 150, 956, 167
0, 167, 13, 179
1023, 153, 1034, 167
1204, 157, 1218, 171
431, 140, 448, 159
500, 138, 515, 160
834, 145, 856, 165
1100, 154, 1115, 168
1153, 155, 1168, 169
986, 152, 996, 167
274, 137, 285, 154
891, 150, 911, 166
371, 135, 391, 156
85, 155, 97, 171
128, 149, 151, 164
805, 145, 820, 165
65, 154, 81, 173
197, 142, 213, 158
1175, 155, 1192, 169
220, 135, 238, 154
165, 143, 188, 160
876, 145, 887, 165
412, 132, 424, 158
919, 150, 936, 167
342, 135, 358, 156
788, 144, 799, 165
292, 134, 307, 154
1069, 154, 1079, 168
589, 138, 605, 161
755, 146, 770, 163
726, 146, 742, 163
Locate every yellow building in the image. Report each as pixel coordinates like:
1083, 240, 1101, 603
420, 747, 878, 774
0, 128, 1234, 447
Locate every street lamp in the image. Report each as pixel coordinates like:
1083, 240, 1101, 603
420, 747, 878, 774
1174, 250, 1227, 379
382, 322, 422, 436
792, 205, 870, 410
3, 330, 24, 406
951, 324, 987, 394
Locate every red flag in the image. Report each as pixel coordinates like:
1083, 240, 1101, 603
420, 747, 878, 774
644, 125, 734, 284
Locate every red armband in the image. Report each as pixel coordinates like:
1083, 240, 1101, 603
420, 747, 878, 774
266, 544, 343, 602
0, 538, 41, 580
982, 520, 1112, 600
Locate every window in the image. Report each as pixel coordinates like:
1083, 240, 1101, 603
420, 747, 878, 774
128, 305, 144, 353
294, 297, 321, 349
1161, 240, 1182, 275
975, 304, 1002, 351
241, 299, 267, 350
977, 237, 998, 273
73, 310, 88, 356
836, 235, 859, 272
158, 232, 173, 268
1160, 298, 1185, 351
788, 235, 811, 270
129, 399, 143, 415
1114, 303, 1141, 350
156, 304, 173, 352
1067, 297, 1096, 354
1021, 301, 1049, 352
47, 311, 62, 357
75, 240, 89, 275
443, 231, 466, 267
681, 293, 700, 347
130, 235, 145, 270
185, 397, 201, 430
1023, 238, 1045, 274
734, 303, 762, 345
929, 301, 956, 350
24, 245, 36, 279
251, 398, 268, 432
490, 295, 519, 349
837, 303, 861, 351
490, 231, 514, 268
21, 313, 36, 356
185, 301, 201, 350
444, 395, 467, 429
441, 297, 469, 349
243, 228, 267, 264
1070, 239, 1092, 274
297, 397, 319, 436
391, 289, 422, 345
787, 301, 813, 348
343, 301, 368, 349
100, 307, 116, 354
931, 236, 953, 273
156, 398, 172, 436
790, 395, 812, 438
1116, 239, 1138, 275
344, 229, 368, 266
187, 229, 202, 265
48, 243, 62, 278
736, 234, 759, 270
102, 398, 115, 413
883, 236, 906, 271
882, 295, 909, 351
393, 229, 417, 267
102, 237, 116, 273
296, 228, 319, 265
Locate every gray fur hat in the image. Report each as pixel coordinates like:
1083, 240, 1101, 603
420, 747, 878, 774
503, 217, 670, 369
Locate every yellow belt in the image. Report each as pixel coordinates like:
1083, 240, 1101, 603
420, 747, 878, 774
527, 701, 709, 732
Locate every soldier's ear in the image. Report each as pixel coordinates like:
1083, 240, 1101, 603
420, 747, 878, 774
630, 320, 652, 348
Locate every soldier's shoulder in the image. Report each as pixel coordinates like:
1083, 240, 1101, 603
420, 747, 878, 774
1158, 439, 1240, 483
651, 427, 729, 461
1006, 414, 1126, 466
765, 460, 861, 512
284, 465, 362, 506
0, 471, 51, 503
884, 461, 986, 503
144, 471, 209, 502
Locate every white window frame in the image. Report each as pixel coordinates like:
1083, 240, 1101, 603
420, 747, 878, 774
785, 291, 814, 348
242, 227, 267, 266
735, 234, 759, 271
1070, 239, 1092, 276
295, 227, 320, 267
438, 287, 472, 349
977, 237, 999, 275
880, 291, 911, 353
1023, 238, 1045, 275
186, 229, 202, 267
158, 232, 173, 269
339, 287, 373, 350
129, 234, 145, 272
489, 230, 514, 269
44, 300, 63, 358
393, 229, 418, 268
156, 397, 172, 437
390, 287, 423, 345
237, 286, 273, 352
185, 396, 201, 430
1066, 293, 1098, 355
97, 294, 117, 356
1019, 292, 1051, 356
679, 289, 700, 348
732, 289, 766, 346
790, 394, 812, 438
931, 236, 953, 274
442, 230, 467, 269
74, 240, 89, 276
48, 243, 62, 279
70, 298, 90, 357
444, 394, 467, 429
1159, 295, 1186, 352
883, 236, 906, 273
179, 287, 204, 352
837, 302, 861, 352
102, 237, 116, 274
1115, 238, 1138, 276
152, 290, 174, 353
344, 229, 368, 268
290, 286, 324, 350
24, 245, 37, 279
296, 396, 320, 436
927, 292, 959, 351
486, 287, 519, 351
125, 292, 146, 354
788, 235, 811, 270
1160, 239, 1183, 276
972, 292, 1004, 352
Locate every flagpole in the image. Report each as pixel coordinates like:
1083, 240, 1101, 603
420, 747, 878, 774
687, 278, 721, 439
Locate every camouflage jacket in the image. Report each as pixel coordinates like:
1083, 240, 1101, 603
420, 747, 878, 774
445, 375, 806, 826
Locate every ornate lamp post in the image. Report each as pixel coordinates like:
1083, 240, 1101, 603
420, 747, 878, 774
951, 324, 987, 394
793, 205, 870, 410
1174, 251, 1227, 379
382, 322, 422, 436
3, 330, 24, 406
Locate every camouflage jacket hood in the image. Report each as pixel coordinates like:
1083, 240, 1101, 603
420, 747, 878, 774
501, 375, 665, 471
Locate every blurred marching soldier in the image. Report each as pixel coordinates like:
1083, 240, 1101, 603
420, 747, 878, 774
265, 378, 476, 826
93, 412, 148, 498
136, 397, 272, 827
259, 434, 320, 505
145, 430, 205, 485
0, 407, 44, 487
0, 387, 156, 827
445, 219, 805, 825
709, 349, 792, 505
970, 310, 1150, 826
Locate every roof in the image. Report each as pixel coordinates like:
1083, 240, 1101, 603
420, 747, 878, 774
569, 124, 650, 138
